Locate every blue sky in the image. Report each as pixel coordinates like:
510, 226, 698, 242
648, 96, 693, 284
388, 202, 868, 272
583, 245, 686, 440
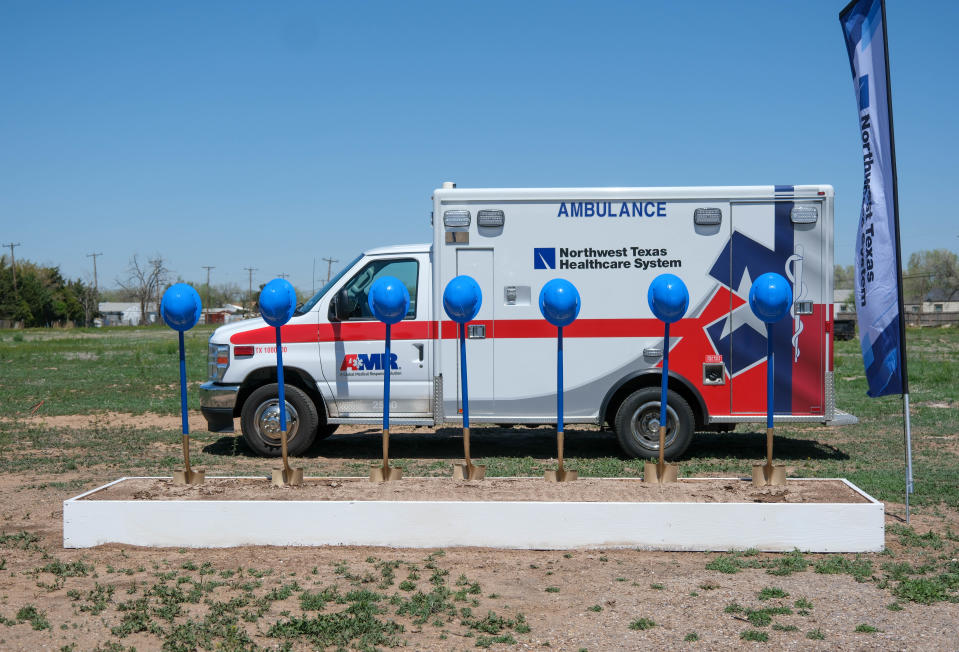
1, 1, 956, 295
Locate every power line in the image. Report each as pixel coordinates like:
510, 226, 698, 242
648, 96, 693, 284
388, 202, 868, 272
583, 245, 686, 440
201, 266, 215, 320
244, 266, 257, 314
3, 242, 21, 298
278, 272, 290, 279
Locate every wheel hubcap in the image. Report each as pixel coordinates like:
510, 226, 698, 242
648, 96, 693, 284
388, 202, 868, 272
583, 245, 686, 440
253, 399, 299, 447
630, 400, 678, 450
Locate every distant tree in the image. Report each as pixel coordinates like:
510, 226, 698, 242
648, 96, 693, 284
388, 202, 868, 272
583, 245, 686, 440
833, 264, 855, 290
905, 249, 959, 307
0, 257, 91, 326
117, 254, 169, 325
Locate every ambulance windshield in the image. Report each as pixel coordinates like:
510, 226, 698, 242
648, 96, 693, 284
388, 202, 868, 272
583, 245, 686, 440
294, 254, 363, 315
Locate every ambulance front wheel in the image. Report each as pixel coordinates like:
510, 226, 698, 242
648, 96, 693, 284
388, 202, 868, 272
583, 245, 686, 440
240, 383, 318, 457
613, 387, 694, 460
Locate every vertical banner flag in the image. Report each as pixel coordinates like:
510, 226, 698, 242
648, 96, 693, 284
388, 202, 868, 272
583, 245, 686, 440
840, 0, 907, 398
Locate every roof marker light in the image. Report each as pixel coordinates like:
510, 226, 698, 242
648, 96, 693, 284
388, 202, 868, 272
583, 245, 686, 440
443, 210, 470, 228
477, 209, 505, 227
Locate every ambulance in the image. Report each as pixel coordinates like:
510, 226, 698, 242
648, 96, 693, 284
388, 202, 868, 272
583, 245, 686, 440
200, 183, 854, 459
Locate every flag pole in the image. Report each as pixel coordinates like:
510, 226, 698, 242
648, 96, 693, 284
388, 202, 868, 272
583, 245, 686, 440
879, 0, 913, 523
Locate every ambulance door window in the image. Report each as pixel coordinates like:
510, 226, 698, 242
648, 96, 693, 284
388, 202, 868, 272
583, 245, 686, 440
331, 259, 418, 321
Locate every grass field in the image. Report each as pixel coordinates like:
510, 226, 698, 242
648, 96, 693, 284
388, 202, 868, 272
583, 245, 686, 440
1, 324, 957, 508
0, 325, 957, 650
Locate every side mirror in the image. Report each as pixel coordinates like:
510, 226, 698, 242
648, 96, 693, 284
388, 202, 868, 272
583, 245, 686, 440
332, 289, 355, 322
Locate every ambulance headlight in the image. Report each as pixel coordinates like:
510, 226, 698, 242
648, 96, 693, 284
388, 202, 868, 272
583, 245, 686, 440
443, 210, 471, 228
477, 210, 505, 228
693, 208, 722, 226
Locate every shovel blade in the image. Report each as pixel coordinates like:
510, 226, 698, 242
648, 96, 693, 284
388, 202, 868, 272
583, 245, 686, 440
452, 463, 486, 481
272, 467, 304, 487
544, 469, 578, 482
369, 465, 403, 483
751, 464, 786, 487
643, 461, 678, 483
173, 469, 205, 485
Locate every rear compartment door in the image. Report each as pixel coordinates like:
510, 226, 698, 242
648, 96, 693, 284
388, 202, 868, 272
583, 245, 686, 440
728, 200, 824, 415
454, 249, 495, 416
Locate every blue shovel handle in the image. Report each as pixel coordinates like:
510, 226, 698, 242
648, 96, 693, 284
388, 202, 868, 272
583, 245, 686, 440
383, 324, 391, 431
766, 323, 774, 430
178, 331, 189, 436
557, 326, 564, 434
460, 322, 469, 428
659, 322, 670, 428
275, 326, 286, 432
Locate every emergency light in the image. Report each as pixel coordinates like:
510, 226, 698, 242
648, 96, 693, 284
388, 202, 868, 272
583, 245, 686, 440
477, 210, 505, 228
790, 205, 819, 224
693, 207, 722, 226
443, 210, 471, 228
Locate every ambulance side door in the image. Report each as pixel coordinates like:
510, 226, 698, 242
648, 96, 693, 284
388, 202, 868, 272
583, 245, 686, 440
320, 255, 432, 417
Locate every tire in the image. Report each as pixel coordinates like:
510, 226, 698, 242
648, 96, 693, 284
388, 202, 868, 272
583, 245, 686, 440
613, 387, 694, 460
315, 423, 339, 441
240, 383, 318, 457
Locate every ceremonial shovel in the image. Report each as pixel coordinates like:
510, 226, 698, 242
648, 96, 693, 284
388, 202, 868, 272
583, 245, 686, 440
260, 279, 303, 487
161, 284, 205, 485
644, 274, 688, 484
539, 279, 581, 483
749, 273, 792, 487
444, 276, 486, 481
368, 276, 410, 482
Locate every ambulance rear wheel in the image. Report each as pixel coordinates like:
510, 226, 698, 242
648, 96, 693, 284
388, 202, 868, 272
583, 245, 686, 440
241, 383, 318, 457
614, 387, 694, 460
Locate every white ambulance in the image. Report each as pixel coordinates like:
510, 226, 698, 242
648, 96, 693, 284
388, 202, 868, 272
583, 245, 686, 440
200, 184, 853, 459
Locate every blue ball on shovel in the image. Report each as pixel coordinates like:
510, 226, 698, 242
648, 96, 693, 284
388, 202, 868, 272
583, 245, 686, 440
259, 278, 297, 327
369, 276, 410, 325
539, 278, 581, 327
161, 283, 202, 332
443, 275, 482, 324
647, 273, 689, 324
749, 272, 793, 323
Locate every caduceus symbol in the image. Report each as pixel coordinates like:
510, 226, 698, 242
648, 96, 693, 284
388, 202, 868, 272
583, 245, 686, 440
785, 245, 806, 362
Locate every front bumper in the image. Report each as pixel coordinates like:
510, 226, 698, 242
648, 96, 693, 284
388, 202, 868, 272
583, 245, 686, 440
199, 382, 240, 433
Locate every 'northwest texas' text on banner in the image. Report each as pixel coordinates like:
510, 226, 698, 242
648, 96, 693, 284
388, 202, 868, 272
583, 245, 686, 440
840, 0, 905, 397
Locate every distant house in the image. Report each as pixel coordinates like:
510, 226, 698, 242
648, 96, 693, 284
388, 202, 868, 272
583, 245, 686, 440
98, 302, 158, 326
903, 288, 959, 313
202, 304, 245, 325
834, 288, 854, 318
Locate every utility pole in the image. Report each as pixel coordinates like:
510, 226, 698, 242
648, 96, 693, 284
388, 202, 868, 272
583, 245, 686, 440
278, 272, 289, 280
323, 257, 339, 284
86, 252, 103, 294
3, 242, 21, 299
149, 257, 163, 322
244, 266, 257, 314
201, 266, 215, 323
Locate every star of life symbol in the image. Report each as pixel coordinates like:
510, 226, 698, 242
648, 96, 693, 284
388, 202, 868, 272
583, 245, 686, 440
706, 231, 803, 376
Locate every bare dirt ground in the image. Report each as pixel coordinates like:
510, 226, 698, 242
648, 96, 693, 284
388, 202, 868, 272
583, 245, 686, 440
0, 413, 957, 651
88, 477, 866, 504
